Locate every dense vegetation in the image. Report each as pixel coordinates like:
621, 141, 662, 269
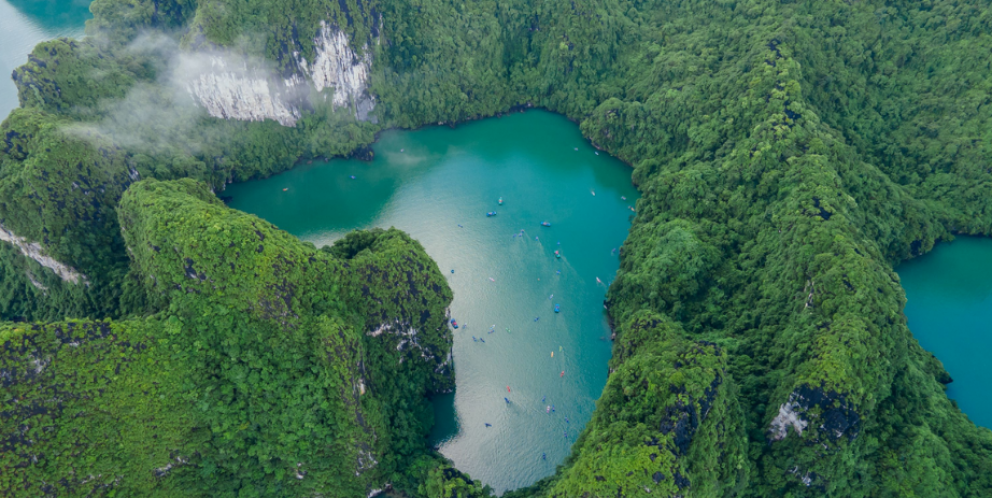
2, 0, 992, 496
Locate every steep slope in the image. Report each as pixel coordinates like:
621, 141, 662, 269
1, 0, 992, 496
2, 179, 454, 496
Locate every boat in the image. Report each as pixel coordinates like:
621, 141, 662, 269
591, 190, 596, 196
498, 197, 503, 205
621, 196, 626, 200
542, 221, 551, 227
451, 319, 459, 329
554, 304, 560, 313
487, 211, 497, 217
554, 250, 561, 258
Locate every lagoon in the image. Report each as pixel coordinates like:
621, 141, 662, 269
225, 110, 640, 493
898, 236, 992, 429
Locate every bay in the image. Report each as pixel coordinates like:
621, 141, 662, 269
225, 110, 639, 493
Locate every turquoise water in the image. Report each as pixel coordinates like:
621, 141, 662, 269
225, 110, 639, 492
0, 0, 91, 118
898, 236, 992, 429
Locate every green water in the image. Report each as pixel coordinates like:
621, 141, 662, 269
897, 236, 992, 429
225, 110, 639, 492
0, 0, 91, 118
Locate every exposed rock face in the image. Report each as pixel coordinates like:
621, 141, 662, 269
184, 56, 304, 127
0, 223, 86, 284
300, 21, 375, 118
184, 22, 375, 126
769, 384, 860, 442
769, 393, 809, 441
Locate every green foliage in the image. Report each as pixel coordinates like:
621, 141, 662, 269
3, 0, 992, 495
2, 179, 455, 496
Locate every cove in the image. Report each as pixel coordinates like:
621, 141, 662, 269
897, 236, 992, 429
225, 110, 639, 493
0, 0, 92, 118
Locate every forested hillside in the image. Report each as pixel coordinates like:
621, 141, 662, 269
2, 0, 991, 496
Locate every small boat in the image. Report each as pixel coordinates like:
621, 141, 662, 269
554, 304, 560, 313
595, 151, 599, 155
534, 317, 540, 322
551, 352, 554, 358
451, 319, 459, 329
621, 196, 626, 201
485, 423, 492, 427
554, 250, 561, 258
573, 147, 578, 151
596, 277, 603, 284
498, 197, 503, 205
487, 211, 497, 217
490, 277, 496, 282
451, 269, 455, 273
591, 190, 596, 196
542, 221, 551, 227
546, 406, 551, 413
400, 148, 405, 152
560, 371, 564, 377
350, 175, 355, 179
507, 386, 511, 393
282, 188, 288, 191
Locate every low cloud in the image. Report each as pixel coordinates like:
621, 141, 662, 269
64, 31, 308, 157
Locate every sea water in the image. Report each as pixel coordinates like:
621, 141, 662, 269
897, 236, 992, 429
226, 110, 640, 492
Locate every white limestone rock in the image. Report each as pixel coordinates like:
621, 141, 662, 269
0, 223, 87, 284
769, 392, 808, 441
182, 22, 376, 127
183, 55, 303, 127
299, 21, 376, 120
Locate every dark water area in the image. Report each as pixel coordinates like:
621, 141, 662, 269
0, 0, 91, 118
225, 110, 640, 492
897, 236, 992, 429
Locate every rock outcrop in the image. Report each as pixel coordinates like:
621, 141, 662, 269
184, 22, 375, 126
